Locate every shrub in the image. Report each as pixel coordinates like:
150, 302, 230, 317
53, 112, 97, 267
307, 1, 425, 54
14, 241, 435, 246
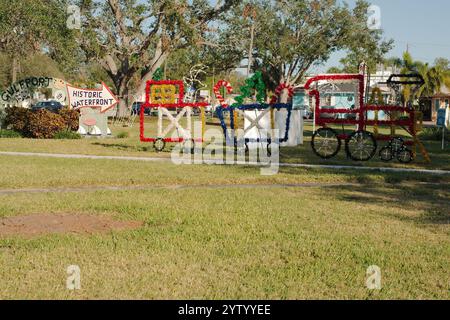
54, 130, 82, 140
419, 127, 449, 141
3, 106, 81, 139
0, 107, 6, 128
4, 107, 31, 133
27, 109, 66, 139
116, 131, 129, 139
0, 129, 22, 138
57, 108, 80, 131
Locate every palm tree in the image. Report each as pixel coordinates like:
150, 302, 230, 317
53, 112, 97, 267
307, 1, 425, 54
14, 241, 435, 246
444, 70, 450, 89
417, 64, 441, 97
385, 52, 450, 103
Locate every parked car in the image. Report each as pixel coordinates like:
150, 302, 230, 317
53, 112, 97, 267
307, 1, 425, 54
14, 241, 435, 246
131, 102, 144, 115
31, 100, 64, 113
302, 108, 313, 119
131, 102, 157, 116
317, 106, 338, 120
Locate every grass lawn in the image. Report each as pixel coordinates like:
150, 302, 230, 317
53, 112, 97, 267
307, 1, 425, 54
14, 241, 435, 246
0, 152, 448, 299
0, 117, 449, 170
0, 116, 448, 299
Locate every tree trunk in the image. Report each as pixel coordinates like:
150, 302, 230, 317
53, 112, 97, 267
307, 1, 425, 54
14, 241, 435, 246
136, 50, 170, 97
116, 82, 130, 118
11, 56, 17, 83
280, 90, 289, 103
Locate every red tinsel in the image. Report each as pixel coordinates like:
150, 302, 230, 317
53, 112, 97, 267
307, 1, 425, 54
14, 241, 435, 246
213, 80, 233, 107
305, 74, 417, 140
140, 79, 208, 143
270, 83, 294, 104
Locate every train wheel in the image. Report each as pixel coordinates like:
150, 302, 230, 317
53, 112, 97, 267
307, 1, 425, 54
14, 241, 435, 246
397, 148, 414, 163
311, 128, 341, 159
379, 146, 393, 162
345, 130, 377, 161
389, 137, 405, 153
153, 138, 166, 152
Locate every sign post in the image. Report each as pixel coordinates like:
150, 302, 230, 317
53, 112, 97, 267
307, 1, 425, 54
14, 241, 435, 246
67, 83, 118, 137
67, 82, 118, 113
437, 108, 446, 150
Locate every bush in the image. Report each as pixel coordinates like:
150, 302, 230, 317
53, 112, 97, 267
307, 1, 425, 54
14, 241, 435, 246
0, 129, 22, 138
116, 131, 129, 139
4, 107, 31, 133
420, 127, 449, 141
57, 108, 80, 131
0, 107, 6, 128
27, 109, 66, 139
54, 130, 82, 140
4, 106, 81, 139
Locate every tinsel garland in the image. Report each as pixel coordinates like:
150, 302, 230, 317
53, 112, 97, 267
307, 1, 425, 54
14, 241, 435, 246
216, 103, 292, 144
152, 68, 164, 81
213, 80, 233, 107
232, 71, 266, 107
140, 79, 208, 145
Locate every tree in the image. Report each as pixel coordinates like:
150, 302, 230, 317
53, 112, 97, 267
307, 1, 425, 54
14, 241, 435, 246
385, 53, 450, 102
223, 0, 392, 100
0, 0, 78, 84
434, 57, 450, 71
77, 0, 239, 116
337, 1, 393, 74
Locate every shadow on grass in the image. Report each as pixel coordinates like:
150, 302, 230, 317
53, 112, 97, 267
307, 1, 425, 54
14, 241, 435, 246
281, 126, 449, 170
332, 183, 450, 226
278, 164, 450, 184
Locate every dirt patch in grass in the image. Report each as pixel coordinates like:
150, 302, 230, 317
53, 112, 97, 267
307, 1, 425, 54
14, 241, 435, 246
0, 213, 142, 238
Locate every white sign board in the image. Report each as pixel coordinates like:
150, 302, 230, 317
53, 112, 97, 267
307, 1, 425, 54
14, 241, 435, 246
67, 82, 118, 113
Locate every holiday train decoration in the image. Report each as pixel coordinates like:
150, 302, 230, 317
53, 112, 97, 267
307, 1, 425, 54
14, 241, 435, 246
139, 80, 208, 151
213, 80, 233, 108
306, 73, 429, 163
214, 73, 295, 150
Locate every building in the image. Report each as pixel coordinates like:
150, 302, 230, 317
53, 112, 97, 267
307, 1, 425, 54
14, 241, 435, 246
419, 85, 450, 122
430, 85, 450, 122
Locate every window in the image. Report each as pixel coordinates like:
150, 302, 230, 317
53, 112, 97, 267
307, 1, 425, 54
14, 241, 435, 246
435, 99, 440, 110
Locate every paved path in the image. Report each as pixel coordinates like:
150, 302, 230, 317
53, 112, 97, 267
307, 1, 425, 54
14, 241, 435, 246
0, 183, 359, 195
1, 151, 449, 175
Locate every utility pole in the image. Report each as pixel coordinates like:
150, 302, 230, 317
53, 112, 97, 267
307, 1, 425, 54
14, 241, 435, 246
12, 56, 17, 83
244, 5, 257, 77
163, 61, 167, 80
212, 66, 215, 106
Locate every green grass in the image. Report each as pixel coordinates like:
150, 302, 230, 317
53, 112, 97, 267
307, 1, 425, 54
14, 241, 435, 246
0, 117, 448, 170
0, 116, 448, 299
0, 129, 22, 138
0, 155, 448, 299
53, 130, 82, 140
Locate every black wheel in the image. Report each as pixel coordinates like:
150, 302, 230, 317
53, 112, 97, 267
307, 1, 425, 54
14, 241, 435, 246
379, 146, 394, 162
345, 130, 377, 161
389, 137, 404, 153
153, 138, 165, 152
311, 128, 341, 159
397, 148, 413, 163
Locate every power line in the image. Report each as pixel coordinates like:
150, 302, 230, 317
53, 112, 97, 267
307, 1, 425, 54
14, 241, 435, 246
396, 40, 450, 48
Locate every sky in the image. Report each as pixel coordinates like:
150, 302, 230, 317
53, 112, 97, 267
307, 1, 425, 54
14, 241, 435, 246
315, 0, 450, 72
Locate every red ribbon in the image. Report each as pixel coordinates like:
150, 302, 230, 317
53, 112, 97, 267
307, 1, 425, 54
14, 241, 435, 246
213, 80, 233, 108
270, 83, 294, 104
